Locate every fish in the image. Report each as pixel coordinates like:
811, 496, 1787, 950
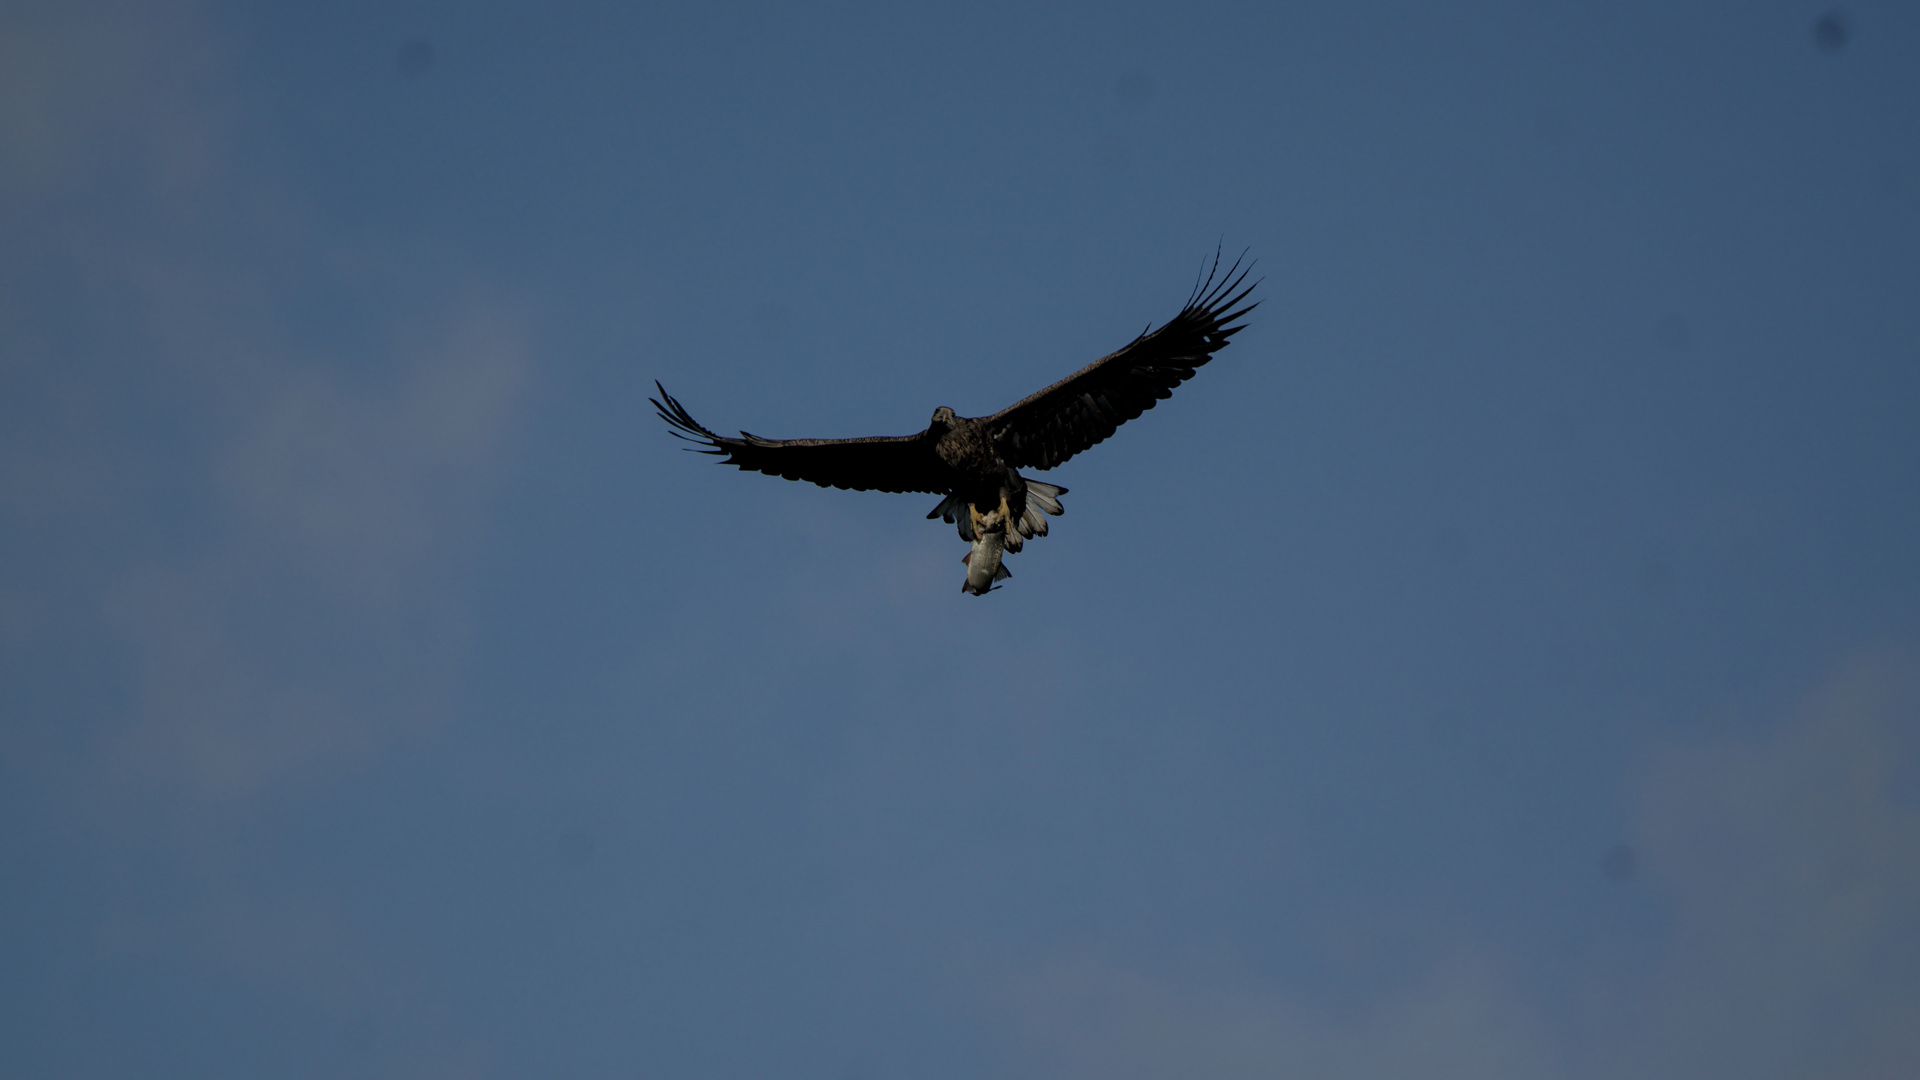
961, 502, 1013, 595
961, 529, 1011, 595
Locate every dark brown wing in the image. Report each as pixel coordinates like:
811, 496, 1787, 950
985, 250, 1258, 470
651, 383, 947, 494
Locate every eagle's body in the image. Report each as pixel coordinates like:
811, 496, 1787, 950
927, 412, 1007, 511
653, 252, 1257, 594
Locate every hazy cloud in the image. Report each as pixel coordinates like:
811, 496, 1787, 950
1, 6, 535, 1071
984, 948, 1559, 1080
0, 0, 234, 205
977, 650, 1920, 1079
1, 0, 535, 803
1627, 647, 1920, 1078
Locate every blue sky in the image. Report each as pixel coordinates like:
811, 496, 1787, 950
4, 1, 1919, 1077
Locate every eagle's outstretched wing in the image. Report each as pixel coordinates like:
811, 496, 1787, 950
651, 383, 946, 494
985, 250, 1258, 470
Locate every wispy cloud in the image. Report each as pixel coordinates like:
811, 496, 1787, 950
2, 0, 534, 802
2, 5, 534, 1070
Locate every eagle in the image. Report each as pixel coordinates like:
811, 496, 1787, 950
653, 251, 1258, 594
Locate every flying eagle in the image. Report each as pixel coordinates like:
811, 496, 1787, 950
653, 251, 1258, 594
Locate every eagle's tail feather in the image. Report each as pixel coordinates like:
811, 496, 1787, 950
1016, 479, 1066, 540
925, 478, 1066, 545
928, 493, 975, 541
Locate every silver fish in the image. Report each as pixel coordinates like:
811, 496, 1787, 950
961, 503, 1013, 595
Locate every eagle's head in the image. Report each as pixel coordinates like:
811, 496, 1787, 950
930, 406, 957, 429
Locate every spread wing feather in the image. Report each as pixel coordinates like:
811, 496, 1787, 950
986, 250, 1258, 470
651, 383, 946, 494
